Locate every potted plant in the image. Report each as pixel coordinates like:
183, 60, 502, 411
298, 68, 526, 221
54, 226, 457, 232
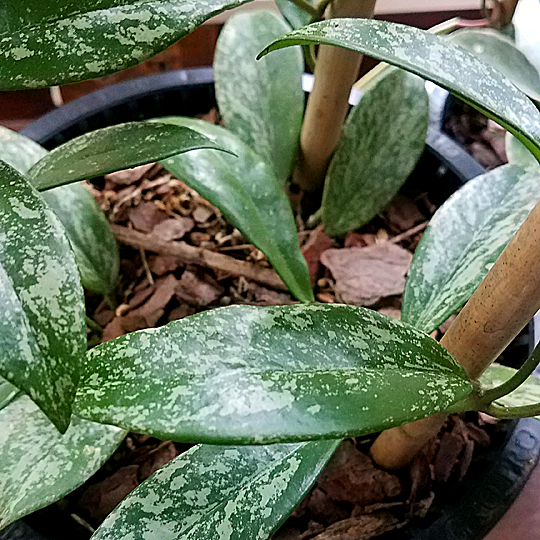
1, 1, 540, 539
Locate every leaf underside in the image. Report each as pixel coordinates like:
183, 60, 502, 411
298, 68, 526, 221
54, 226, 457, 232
259, 19, 540, 161
92, 440, 338, 540
275, 0, 313, 29
322, 67, 429, 236
214, 10, 304, 184
158, 117, 314, 302
0, 396, 126, 529
0, 0, 253, 90
403, 164, 540, 333
0, 160, 86, 432
28, 121, 228, 191
74, 304, 472, 444
0, 126, 119, 295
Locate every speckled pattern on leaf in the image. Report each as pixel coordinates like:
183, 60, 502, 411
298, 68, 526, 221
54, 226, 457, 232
158, 117, 313, 302
481, 364, 540, 419
322, 67, 428, 236
0, 160, 86, 432
74, 304, 473, 444
403, 164, 540, 333
0, 378, 19, 411
92, 440, 338, 540
0, 395, 126, 529
214, 10, 304, 184
28, 121, 226, 190
0, 0, 254, 90
0, 126, 120, 295
259, 19, 540, 161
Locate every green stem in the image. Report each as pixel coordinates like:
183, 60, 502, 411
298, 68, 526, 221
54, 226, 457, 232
480, 341, 540, 405
85, 315, 103, 336
303, 45, 316, 71
288, 0, 319, 18
310, 0, 333, 23
482, 401, 540, 419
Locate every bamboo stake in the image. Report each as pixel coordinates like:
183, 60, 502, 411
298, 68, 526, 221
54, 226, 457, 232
370, 198, 540, 470
292, 0, 377, 195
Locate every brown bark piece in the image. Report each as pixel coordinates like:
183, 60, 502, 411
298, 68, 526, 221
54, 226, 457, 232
321, 244, 412, 306
433, 431, 466, 484
344, 232, 376, 248
309, 512, 402, 540
137, 441, 179, 481
301, 225, 332, 286
176, 269, 224, 306
307, 488, 350, 525
128, 201, 168, 233
316, 441, 403, 506
152, 217, 195, 241
148, 255, 182, 276
383, 195, 425, 233
77, 465, 139, 523
104, 163, 155, 186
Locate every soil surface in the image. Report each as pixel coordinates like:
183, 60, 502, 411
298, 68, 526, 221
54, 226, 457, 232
24, 105, 521, 540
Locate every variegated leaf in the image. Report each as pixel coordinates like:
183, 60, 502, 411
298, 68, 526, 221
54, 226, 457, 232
28, 121, 227, 191
481, 364, 540, 419
403, 164, 540, 333
258, 19, 540, 162
0, 396, 126, 529
74, 304, 472, 444
92, 440, 338, 540
158, 117, 313, 302
0, 379, 19, 412
448, 29, 540, 102
0, 161, 86, 432
506, 133, 540, 172
0, 126, 119, 295
275, 0, 313, 29
0, 0, 253, 90
214, 10, 304, 184
322, 67, 428, 236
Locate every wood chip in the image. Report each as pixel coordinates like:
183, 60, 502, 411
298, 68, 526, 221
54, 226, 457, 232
309, 512, 402, 540
301, 225, 332, 286
176, 269, 224, 306
128, 201, 168, 233
321, 244, 412, 306
104, 163, 156, 186
151, 217, 195, 241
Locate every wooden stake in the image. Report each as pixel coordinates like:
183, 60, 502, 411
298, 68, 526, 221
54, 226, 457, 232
370, 198, 540, 470
293, 0, 377, 195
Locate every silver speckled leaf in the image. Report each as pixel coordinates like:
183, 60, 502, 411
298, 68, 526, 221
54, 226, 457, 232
0, 160, 86, 432
92, 440, 338, 540
506, 133, 540, 172
0, 378, 19, 412
74, 304, 473, 444
159, 117, 313, 302
322, 67, 428, 236
448, 28, 540, 103
0, 126, 119, 295
275, 0, 312, 30
0, 395, 126, 529
214, 10, 304, 184
0, 0, 253, 90
480, 364, 540, 419
258, 19, 540, 162
28, 121, 227, 191
403, 164, 540, 334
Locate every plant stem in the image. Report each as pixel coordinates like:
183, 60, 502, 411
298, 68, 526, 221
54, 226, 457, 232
310, 0, 334, 22
480, 342, 540, 405
483, 401, 540, 419
288, 0, 319, 18
85, 315, 103, 335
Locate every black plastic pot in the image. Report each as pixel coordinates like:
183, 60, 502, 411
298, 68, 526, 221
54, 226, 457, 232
12, 67, 540, 540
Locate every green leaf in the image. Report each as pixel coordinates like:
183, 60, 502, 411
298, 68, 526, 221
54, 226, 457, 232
258, 19, 540, 163
0, 379, 19, 412
28, 121, 229, 191
92, 440, 338, 540
0, 161, 86, 432
0, 126, 119, 295
322, 67, 428, 236
0, 0, 254, 90
481, 364, 540, 418
158, 117, 313, 302
275, 0, 313, 29
403, 164, 540, 333
74, 304, 472, 444
214, 10, 304, 184
506, 133, 540, 172
0, 395, 126, 529
448, 28, 540, 102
